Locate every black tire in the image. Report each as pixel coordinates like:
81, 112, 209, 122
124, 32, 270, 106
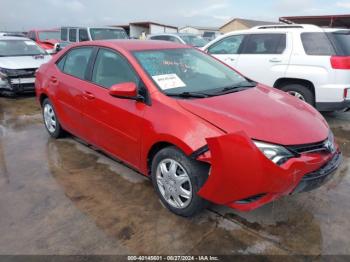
151, 146, 209, 217
281, 83, 315, 106
42, 98, 65, 138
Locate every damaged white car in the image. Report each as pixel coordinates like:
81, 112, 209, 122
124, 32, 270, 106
0, 36, 51, 96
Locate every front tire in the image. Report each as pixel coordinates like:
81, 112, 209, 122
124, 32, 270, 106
151, 146, 209, 217
42, 98, 64, 138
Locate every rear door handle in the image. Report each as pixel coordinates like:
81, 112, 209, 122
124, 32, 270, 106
83, 91, 95, 100
269, 58, 282, 63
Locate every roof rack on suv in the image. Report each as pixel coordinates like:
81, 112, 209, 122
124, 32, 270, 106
256, 25, 304, 29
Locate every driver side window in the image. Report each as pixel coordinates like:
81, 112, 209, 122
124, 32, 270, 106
208, 35, 244, 54
92, 49, 139, 88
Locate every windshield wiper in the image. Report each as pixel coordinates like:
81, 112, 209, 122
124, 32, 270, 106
166, 91, 211, 98
211, 81, 257, 95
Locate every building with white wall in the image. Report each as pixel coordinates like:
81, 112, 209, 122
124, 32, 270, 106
112, 22, 178, 39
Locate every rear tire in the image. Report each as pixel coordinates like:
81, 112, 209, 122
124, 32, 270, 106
151, 146, 209, 217
42, 98, 64, 138
281, 83, 315, 106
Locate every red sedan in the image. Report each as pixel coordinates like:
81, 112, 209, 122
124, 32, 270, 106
35, 40, 342, 216
27, 29, 60, 52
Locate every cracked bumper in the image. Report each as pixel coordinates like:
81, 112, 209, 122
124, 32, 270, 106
196, 132, 341, 211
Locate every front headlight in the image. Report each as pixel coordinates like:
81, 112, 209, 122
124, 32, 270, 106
253, 140, 294, 165
0, 68, 11, 89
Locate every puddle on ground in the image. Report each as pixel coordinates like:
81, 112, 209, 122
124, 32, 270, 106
0, 97, 284, 255
1, 96, 350, 255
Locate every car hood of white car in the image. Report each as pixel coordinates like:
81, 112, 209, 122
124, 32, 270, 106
0, 55, 51, 70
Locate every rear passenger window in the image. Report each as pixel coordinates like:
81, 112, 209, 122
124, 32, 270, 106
61, 47, 93, 79
69, 29, 77, 42
242, 34, 286, 54
92, 49, 138, 88
301, 33, 336, 56
61, 28, 67, 41
208, 35, 244, 54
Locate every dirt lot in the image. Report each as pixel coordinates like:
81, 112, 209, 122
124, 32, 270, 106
0, 95, 349, 255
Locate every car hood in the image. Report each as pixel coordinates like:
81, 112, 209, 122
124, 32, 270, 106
177, 85, 329, 145
0, 55, 51, 69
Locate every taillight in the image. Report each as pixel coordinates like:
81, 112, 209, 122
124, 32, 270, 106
331, 56, 350, 69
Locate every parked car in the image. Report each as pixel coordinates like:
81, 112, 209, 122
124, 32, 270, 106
27, 29, 61, 54
60, 26, 128, 43
202, 31, 221, 41
36, 40, 341, 217
0, 32, 26, 37
0, 36, 51, 96
203, 24, 350, 111
148, 33, 208, 47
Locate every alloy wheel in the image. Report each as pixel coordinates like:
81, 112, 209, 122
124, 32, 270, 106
287, 91, 306, 101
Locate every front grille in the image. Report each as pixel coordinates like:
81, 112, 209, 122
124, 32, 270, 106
7, 68, 37, 78
287, 139, 328, 154
292, 152, 342, 194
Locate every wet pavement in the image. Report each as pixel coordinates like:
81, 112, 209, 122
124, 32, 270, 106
0, 95, 349, 255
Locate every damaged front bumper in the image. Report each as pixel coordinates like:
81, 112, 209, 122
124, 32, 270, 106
195, 132, 341, 211
0, 68, 36, 94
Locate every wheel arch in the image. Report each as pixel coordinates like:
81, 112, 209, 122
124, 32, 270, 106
39, 93, 49, 106
273, 78, 316, 97
145, 138, 196, 176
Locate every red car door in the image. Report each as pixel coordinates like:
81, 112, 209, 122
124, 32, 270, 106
80, 48, 146, 168
51, 47, 94, 138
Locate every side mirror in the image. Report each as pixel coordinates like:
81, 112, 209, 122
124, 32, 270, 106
54, 43, 62, 53
109, 82, 142, 101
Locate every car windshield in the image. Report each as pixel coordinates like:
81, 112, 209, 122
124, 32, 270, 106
134, 48, 252, 97
180, 35, 208, 47
0, 40, 47, 56
89, 28, 127, 40
38, 31, 60, 41
329, 30, 350, 56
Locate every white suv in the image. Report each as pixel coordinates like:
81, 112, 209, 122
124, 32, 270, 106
203, 24, 350, 111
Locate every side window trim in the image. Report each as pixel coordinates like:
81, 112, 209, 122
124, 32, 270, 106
208, 34, 245, 54
55, 46, 94, 81
89, 47, 139, 89
240, 33, 287, 55
89, 47, 151, 105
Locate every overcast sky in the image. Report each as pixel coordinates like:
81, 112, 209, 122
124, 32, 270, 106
0, 0, 349, 31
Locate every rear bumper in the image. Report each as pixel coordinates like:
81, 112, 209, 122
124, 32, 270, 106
316, 100, 350, 111
196, 132, 341, 211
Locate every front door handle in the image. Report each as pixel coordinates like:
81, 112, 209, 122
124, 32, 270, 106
83, 91, 95, 100
50, 76, 58, 84
269, 58, 282, 63
224, 57, 235, 62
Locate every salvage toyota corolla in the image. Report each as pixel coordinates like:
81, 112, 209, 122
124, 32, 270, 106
35, 40, 342, 217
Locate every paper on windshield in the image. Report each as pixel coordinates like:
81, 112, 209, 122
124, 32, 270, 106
152, 74, 186, 90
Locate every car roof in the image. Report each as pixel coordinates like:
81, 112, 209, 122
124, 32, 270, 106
0, 36, 31, 41
77, 39, 190, 51
149, 33, 197, 37
30, 29, 59, 32
61, 26, 124, 30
